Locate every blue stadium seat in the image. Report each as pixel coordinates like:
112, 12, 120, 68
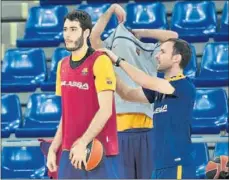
214, 1, 229, 41
17, 6, 68, 47
125, 2, 167, 43
192, 89, 228, 134
125, 2, 167, 30
87, 0, 129, 2
41, 48, 70, 91
214, 142, 229, 157
30, 166, 48, 179
184, 45, 197, 80
193, 143, 209, 179
78, 4, 118, 40
1, 146, 45, 179
171, 1, 217, 42
135, 0, 174, 1
1, 94, 22, 138
15, 93, 61, 137
40, 0, 82, 5
195, 42, 228, 87
1, 48, 47, 92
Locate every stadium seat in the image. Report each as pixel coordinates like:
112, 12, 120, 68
87, 0, 129, 2
41, 48, 70, 91
15, 93, 61, 137
78, 4, 118, 40
17, 6, 68, 47
125, 2, 167, 30
125, 2, 167, 43
184, 45, 197, 80
1, 48, 47, 92
192, 89, 228, 134
171, 1, 217, 42
195, 42, 228, 87
40, 0, 82, 5
135, 0, 174, 1
1, 146, 45, 179
193, 143, 209, 179
214, 1, 229, 41
30, 166, 48, 179
214, 142, 229, 157
1, 94, 22, 138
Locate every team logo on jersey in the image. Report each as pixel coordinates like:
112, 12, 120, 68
136, 47, 140, 56
154, 104, 168, 114
61, 81, 89, 90
81, 68, 88, 76
106, 78, 113, 85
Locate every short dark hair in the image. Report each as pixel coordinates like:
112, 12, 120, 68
64, 10, 93, 33
164, 38, 192, 69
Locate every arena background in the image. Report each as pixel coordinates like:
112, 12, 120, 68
1, 0, 228, 179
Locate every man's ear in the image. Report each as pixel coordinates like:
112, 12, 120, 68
84, 29, 90, 39
172, 54, 182, 64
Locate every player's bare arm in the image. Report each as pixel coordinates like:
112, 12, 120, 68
49, 118, 63, 152
81, 90, 113, 143
132, 29, 178, 42
69, 91, 113, 169
116, 75, 149, 103
47, 118, 62, 172
99, 48, 175, 95
90, 4, 126, 49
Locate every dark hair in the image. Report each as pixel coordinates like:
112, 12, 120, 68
64, 10, 93, 33
164, 38, 192, 69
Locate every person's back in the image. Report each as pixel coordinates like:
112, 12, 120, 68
102, 23, 158, 179
103, 23, 158, 123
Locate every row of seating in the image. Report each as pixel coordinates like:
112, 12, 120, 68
2, 42, 228, 93
16, 1, 228, 47
1, 142, 228, 179
1, 88, 228, 138
39, 0, 174, 5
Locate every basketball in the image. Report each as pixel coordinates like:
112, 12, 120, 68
205, 157, 221, 179
84, 138, 104, 171
220, 155, 229, 173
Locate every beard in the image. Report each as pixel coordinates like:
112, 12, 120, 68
157, 63, 172, 73
65, 32, 84, 52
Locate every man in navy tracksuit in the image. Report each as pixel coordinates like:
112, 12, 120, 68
99, 38, 197, 179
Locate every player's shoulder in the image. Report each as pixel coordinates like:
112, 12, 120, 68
183, 77, 195, 90
93, 52, 114, 73
58, 59, 63, 65
94, 52, 112, 64
56, 58, 65, 71
174, 77, 196, 95
58, 56, 69, 66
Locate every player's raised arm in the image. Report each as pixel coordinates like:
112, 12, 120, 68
132, 29, 178, 42
90, 4, 126, 49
